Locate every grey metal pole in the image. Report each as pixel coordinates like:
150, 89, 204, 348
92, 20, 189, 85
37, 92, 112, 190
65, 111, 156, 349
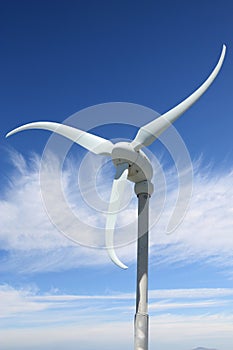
134, 181, 153, 350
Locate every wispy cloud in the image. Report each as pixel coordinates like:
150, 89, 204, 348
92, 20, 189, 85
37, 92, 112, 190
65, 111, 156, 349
2, 284, 233, 319
0, 149, 233, 274
149, 165, 233, 273
1, 284, 233, 350
0, 150, 111, 273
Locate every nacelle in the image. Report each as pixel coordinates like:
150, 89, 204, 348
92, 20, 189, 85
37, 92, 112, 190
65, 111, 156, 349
111, 142, 153, 183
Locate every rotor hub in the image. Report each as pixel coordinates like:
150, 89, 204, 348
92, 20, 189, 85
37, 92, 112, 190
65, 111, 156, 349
111, 142, 153, 183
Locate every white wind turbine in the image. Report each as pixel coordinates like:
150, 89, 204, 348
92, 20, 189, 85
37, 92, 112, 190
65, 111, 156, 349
6, 45, 226, 350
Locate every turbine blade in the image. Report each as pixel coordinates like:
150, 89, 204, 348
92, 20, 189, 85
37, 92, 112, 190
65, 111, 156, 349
6, 121, 114, 156
132, 45, 226, 150
105, 163, 129, 269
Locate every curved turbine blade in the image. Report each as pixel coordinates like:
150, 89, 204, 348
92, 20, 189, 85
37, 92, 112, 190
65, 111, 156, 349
6, 121, 114, 156
106, 163, 129, 269
132, 45, 226, 150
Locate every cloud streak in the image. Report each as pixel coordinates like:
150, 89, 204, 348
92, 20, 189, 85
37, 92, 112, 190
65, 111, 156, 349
2, 284, 233, 318
0, 149, 233, 274
149, 165, 233, 273
1, 284, 233, 350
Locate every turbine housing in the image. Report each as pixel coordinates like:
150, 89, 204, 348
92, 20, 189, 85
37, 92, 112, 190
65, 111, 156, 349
111, 142, 153, 183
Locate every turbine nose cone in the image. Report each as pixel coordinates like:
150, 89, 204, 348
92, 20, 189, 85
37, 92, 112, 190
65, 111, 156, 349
111, 142, 153, 183
111, 142, 138, 165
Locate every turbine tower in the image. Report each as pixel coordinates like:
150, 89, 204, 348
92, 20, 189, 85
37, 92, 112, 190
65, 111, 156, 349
6, 45, 226, 350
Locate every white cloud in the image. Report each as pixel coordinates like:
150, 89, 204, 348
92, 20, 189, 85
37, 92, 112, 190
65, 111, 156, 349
1, 284, 233, 319
0, 285, 47, 318
149, 313, 233, 350
1, 310, 233, 350
0, 322, 133, 350
1, 284, 233, 350
3, 319, 219, 350
149, 166, 233, 272
0, 150, 112, 273
149, 287, 233, 299
0, 149, 233, 274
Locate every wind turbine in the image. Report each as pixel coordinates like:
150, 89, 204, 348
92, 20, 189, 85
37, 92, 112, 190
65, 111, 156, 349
6, 45, 226, 350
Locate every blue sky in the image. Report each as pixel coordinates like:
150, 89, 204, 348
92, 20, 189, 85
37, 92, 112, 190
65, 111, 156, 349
0, 1, 233, 349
